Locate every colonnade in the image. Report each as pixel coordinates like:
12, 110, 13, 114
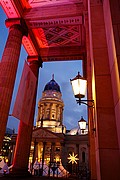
0, 18, 42, 175
38, 103, 63, 123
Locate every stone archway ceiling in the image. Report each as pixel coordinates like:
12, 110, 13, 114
0, 0, 86, 62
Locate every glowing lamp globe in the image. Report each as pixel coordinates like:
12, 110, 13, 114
78, 116, 87, 130
70, 72, 87, 99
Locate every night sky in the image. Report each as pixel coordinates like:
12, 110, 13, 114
0, 6, 87, 133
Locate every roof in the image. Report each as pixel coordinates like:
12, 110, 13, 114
43, 75, 61, 93
32, 127, 64, 142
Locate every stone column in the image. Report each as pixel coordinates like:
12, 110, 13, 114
103, 0, 120, 150
11, 56, 42, 176
41, 142, 46, 175
83, 10, 97, 179
32, 139, 38, 168
50, 103, 53, 119
60, 107, 64, 124
88, 1, 120, 179
0, 19, 27, 151
60, 142, 65, 167
56, 104, 58, 121
51, 142, 55, 162
44, 103, 47, 119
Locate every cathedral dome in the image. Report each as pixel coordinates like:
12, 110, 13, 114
36, 74, 65, 133
44, 74, 61, 93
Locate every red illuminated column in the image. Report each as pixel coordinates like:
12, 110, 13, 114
12, 57, 42, 176
0, 19, 27, 151
88, 1, 120, 179
83, 11, 97, 180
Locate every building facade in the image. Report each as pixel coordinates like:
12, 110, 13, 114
29, 76, 89, 176
36, 75, 65, 133
9, 76, 89, 177
0, 128, 14, 165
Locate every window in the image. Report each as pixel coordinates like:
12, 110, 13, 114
56, 147, 60, 151
82, 151, 85, 162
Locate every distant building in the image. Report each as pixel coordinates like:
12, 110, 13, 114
30, 75, 89, 175
36, 74, 66, 133
10, 75, 89, 176
0, 128, 14, 164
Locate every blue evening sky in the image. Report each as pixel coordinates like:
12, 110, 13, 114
0, 7, 87, 133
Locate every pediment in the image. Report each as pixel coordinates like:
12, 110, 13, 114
32, 127, 64, 141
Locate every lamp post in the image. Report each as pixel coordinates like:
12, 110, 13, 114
78, 116, 87, 134
70, 72, 94, 107
70, 72, 95, 133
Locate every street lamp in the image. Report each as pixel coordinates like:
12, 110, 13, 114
70, 72, 94, 107
78, 116, 87, 134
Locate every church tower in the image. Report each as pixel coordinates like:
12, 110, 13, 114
36, 75, 66, 133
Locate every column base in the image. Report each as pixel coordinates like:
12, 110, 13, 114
8, 167, 32, 178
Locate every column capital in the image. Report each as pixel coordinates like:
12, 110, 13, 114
5, 18, 28, 36
27, 56, 43, 68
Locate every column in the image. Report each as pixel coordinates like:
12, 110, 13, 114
60, 107, 64, 124
104, 0, 120, 149
50, 103, 53, 119
0, 19, 28, 151
11, 56, 42, 176
32, 139, 38, 168
44, 103, 47, 119
60, 142, 65, 167
56, 104, 58, 121
41, 142, 46, 175
51, 142, 55, 162
84, 10, 97, 179
88, 1, 120, 179
48, 142, 55, 176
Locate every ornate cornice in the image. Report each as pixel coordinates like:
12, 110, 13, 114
0, 0, 20, 18
42, 54, 84, 62
27, 0, 83, 8
28, 16, 83, 28
22, 36, 38, 56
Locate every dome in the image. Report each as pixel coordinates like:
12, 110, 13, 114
44, 74, 61, 93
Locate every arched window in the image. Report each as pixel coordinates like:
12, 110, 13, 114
82, 151, 85, 162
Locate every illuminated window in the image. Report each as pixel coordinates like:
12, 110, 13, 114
56, 147, 60, 151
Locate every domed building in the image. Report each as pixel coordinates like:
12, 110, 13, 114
10, 75, 89, 177
36, 75, 66, 133
30, 75, 89, 175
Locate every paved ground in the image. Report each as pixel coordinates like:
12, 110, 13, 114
0, 177, 68, 180
0, 175, 80, 180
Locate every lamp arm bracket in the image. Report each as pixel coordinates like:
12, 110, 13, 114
76, 99, 94, 108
